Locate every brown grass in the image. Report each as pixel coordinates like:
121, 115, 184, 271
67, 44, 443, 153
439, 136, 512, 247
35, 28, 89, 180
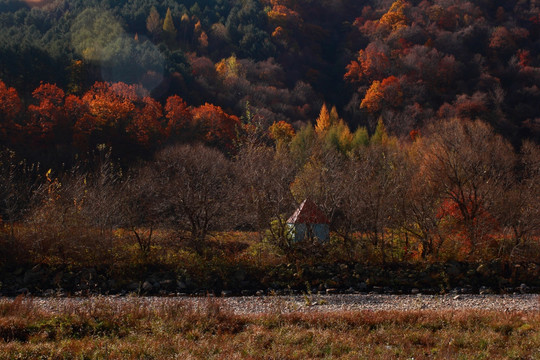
1, 296, 540, 359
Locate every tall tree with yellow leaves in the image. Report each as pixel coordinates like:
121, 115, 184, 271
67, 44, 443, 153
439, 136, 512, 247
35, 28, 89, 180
315, 103, 331, 134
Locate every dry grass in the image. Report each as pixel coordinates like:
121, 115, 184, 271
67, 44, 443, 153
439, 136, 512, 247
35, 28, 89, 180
1, 296, 540, 359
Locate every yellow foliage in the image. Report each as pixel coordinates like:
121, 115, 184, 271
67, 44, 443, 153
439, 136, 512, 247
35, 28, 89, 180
379, 0, 408, 32
315, 103, 331, 134
360, 81, 383, 113
215, 55, 242, 79
269, 120, 295, 144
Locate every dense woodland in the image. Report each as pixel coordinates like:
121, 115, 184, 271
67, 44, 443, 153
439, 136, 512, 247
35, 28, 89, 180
1, 0, 540, 274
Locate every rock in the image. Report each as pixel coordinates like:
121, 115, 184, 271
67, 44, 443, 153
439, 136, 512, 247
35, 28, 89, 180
16, 288, 29, 295
479, 286, 493, 295
142, 281, 153, 292
106, 279, 117, 290
411, 288, 420, 295
176, 280, 187, 290
23, 267, 44, 285
326, 288, 338, 294
519, 283, 529, 294
453, 295, 461, 300
127, 282, 139, 291
234, 270, 247, 282
221, 290, 233, 297
357, 282, 368, 292
43, 289, 55, 297
476, 264, 490, 277
160, 280, 175, 290
255, 290, 265, 296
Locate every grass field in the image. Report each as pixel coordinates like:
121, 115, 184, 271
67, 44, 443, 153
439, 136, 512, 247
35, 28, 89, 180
1, 296, 540, 359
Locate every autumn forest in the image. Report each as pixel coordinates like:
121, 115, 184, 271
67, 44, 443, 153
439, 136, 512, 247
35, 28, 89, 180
1, 0, 540, 294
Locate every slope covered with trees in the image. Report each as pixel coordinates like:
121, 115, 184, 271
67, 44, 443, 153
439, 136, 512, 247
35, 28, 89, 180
1, 1, 540, 290
0, 0, 538, 153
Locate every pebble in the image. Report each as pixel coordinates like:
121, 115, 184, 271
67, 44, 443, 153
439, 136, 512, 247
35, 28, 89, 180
1, 294, 539, 315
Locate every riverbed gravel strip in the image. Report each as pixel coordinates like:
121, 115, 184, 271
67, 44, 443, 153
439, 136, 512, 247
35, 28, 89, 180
3, 294, 539, 315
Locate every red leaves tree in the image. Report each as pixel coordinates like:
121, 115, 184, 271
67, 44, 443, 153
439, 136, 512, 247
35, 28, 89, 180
26, 83, 69, 145
191, 103, 240, 149
0, 80, 21, 142
79, 82, 164, 151
164, 95, 193, 142
344, 43, 390, 83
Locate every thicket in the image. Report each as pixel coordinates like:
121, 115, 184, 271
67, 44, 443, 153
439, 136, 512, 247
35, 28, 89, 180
1, 112, 539, 273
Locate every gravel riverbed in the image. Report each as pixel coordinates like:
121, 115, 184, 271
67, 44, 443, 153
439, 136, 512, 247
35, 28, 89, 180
4, 294, 539, 315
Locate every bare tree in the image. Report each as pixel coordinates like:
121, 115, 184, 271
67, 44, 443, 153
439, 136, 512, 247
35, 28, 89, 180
152, 144, 237, 253
120, 166, 160, 258
234, 144, 297, 252
494, 140, 540, 260
340, 143, 402, 263
0, 148, 40, 262
397, 139, 446, 260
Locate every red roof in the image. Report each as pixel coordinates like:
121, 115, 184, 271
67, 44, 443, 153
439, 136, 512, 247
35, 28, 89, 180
287, 199, 330, 224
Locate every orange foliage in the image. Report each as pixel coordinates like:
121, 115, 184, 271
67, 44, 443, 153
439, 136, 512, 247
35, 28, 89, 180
81, 82, 137, 129
360, 80, 384, 113
191, 103, 240, 148
360, 76, 402, 113
344, 44, 390, 83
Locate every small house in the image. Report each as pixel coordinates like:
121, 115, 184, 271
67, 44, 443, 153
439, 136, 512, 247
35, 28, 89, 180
287, 199, 330, 243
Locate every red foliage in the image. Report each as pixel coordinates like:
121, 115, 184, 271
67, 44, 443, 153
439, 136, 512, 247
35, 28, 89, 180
0, 80, 21, 139
409, 129, 420, 142
127, 96, 164, 147
27, 83, 68, 143
164, 95, 193, 140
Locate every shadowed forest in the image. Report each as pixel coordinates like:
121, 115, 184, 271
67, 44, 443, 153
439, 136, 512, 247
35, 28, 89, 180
1, 0, 540, 294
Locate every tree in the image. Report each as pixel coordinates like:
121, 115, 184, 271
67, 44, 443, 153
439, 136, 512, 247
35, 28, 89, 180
152, 144, 237, 254
26, 83, 69, 146
0, 148, 39, 260
378, 0, 409, 33
191, 103, 240, 150
162, 8, 177, 44
494, 141, 540, 260
398, 139, 446, 259
419, 119, 515, 258
235, 144, 297, 253
146, 7, 162, 41
360, 76, 403, 114
127, 96, 164, 148
120, 165, 160, 258
268, 120, 295, 146
164, 95, 193, 142
339, 143, 403, 263
344, 43, 390, 83
0, 80, 21, 143
315, 103, 331, 135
